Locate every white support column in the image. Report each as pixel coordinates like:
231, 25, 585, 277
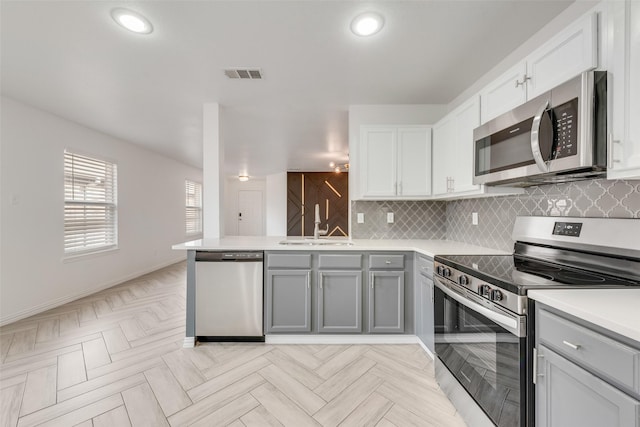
203, 103, 223, 238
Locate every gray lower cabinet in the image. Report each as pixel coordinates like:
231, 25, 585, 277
265, 251, 412, 335
265, 270, 311, 333
536, 344, 640, 427
417, 272, 434, 351
317, 271, 362, 333
415, 254, 434, 352
369, 271, 404, 333
535, 304, 640, 427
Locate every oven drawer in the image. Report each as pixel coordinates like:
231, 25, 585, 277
369, 254, 404, 269
538, 308, 640, 394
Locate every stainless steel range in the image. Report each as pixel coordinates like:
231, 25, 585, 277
433, 216, 640, 427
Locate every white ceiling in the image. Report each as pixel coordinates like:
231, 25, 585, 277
1, 0, 574, 176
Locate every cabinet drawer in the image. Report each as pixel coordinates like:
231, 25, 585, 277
416, 255, 433, 276
538, 308, 640, 393
369, 254, 405, 269
318, 254, 362, 269
267, 254, 312, 269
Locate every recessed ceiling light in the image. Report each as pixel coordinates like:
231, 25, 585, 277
111, 8, 153, 34
238, 175, 250, 182
350, 12, 385, 37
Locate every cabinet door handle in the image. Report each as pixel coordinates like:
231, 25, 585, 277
319, 273, 323, 290
562, 340, 580, 350
307, 271, 310, 289
370, 272, 374, 289
608, 133, 622, 167
515, 74, 531, 87
533, 347, 544, 384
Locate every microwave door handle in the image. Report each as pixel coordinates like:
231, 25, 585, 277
531, 100, 550, 173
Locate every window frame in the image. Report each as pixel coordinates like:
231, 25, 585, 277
185, 179, 203, 235
63, 150, 118, 257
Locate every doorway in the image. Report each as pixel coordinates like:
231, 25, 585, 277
225, 178, 266, 236
237, 190, 264, 236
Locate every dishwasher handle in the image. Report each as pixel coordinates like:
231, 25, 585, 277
195, 251, 263, 262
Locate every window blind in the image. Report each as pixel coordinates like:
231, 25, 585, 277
186, 180, 202, 234
64, 150, 118, 255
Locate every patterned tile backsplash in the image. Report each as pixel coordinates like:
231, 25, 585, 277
352, 179, 640, 251
351, 200, 446, 239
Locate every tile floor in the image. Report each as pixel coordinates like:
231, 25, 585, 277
0, 262, 467, 426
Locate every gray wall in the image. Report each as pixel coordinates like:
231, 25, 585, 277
352, 179, 640, 251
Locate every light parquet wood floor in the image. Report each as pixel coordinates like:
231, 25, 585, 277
0, 262, 467, 427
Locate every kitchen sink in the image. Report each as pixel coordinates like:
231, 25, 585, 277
278, 238, 354, 246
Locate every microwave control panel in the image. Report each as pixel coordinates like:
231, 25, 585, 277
552, 98, 579, 159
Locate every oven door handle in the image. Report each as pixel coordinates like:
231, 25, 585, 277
434, 278, 525, 337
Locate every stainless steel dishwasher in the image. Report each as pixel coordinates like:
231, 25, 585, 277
195, 251, 264, 342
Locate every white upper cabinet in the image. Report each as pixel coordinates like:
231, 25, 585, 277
480, 62, 528, 124
607, 0, 640, 179
360, 127, 397, 197
527, 12, 598, 98
451, 98, 482, 194
433, 97, 482, 196
432, 115, 454, 196
360, 125, 432, 199
432, 97, 523, 199
480, 12, 598, 123
397, 128, 432, 197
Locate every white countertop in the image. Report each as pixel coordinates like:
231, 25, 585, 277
529, 289, 640, 343
172, 236, 509, 258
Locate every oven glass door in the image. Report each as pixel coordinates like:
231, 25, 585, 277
434, 280, 526, 427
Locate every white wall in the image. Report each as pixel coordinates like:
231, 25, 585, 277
266, 172, 287, 236
0, 97, 202, 325
202, 103, 223, 239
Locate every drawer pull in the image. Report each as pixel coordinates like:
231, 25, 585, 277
385, 260, 391, 264
563, 340, 581, 350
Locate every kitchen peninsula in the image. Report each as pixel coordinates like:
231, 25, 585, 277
172, 237, 508, 348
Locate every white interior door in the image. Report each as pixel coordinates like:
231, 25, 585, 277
237, 190, 264, 236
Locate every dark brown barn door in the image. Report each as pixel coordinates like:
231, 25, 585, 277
287, 172, 349, 237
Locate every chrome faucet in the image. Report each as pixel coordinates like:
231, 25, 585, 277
313, 203, 329, 239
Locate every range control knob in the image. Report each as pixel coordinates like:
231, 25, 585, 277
458, 275, 469, 286
436, 265, 443, 276
490, 289, 504, 301
442, 268, 451, 278
478, 284, 491, 297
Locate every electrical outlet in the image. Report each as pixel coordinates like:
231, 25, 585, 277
357, 213, 365, 224
472, 212, 479, 226
387, 212, 394, 223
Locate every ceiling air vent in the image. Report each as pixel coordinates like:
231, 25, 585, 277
224, 68, 263, 79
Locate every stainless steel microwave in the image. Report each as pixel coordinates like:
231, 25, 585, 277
473, 71, 607, 187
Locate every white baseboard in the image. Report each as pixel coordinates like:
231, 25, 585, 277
417, 339, 435, 360
265, 334, 420, 345
0, 256, 186, 327
183, 337, 196, 348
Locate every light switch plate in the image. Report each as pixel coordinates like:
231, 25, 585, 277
357, 213, 365, 224
472, 212, 478, 225
387, 212, 394, 223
